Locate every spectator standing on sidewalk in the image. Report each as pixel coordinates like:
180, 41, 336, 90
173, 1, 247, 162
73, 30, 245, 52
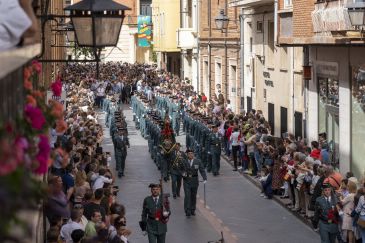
230, 126, 241, 171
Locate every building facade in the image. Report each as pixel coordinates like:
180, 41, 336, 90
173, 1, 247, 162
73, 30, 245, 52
102, 0, 152, 63
199, 0, 241, 113
277, 0, 365, 177
177, 0, 199, 89
229, 0, 305, 138
152, 0, 180, 75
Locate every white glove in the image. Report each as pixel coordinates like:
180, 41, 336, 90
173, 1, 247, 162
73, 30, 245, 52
203, 180, 207, 184
163, 211, 169, 217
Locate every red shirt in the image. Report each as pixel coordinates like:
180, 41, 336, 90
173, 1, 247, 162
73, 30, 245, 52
225, 126, 233, 139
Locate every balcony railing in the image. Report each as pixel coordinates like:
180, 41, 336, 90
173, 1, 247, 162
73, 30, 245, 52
177, 28, 196, 49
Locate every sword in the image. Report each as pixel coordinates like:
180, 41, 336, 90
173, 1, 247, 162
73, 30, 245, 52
200, 180, 207, 208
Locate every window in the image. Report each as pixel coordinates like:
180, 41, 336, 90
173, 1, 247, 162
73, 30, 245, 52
203, 61, 209, 96
268, 21, 274, 50
268, 103, 275, 136
351, 66, 365, 178
256, 21, 263, 33
140, 2, 152, 16
250, 37, 253, 53
215, 62, 222, 94
284, 0, 293, 8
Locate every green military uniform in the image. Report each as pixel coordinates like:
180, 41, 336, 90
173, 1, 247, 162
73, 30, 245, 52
170, 149, 186, 198
313, 193, 339, 243
209, 129, 223, 176
114, 130, 129, 177
182, 152, 207, 217
141, 188, 170, 243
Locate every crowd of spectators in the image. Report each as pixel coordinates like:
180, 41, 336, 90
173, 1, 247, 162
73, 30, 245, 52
44, 62, 154, 243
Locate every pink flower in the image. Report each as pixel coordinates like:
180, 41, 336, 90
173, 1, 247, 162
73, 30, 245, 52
34, 135, 50, 174
24, 105, 46, 130
0, 139, 21, 176
31, 60, 42, 74
50, 79, 62, 96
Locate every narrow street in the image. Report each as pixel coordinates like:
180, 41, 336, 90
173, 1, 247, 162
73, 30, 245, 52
100, 105, 319, 243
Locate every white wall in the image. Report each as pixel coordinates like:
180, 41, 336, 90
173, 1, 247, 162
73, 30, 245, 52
103, 25, 137, 63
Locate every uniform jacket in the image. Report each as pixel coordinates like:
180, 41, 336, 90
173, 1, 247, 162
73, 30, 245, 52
115, 135, 129, 154
313, 195, 339, 233
183, 158, 207, 187
209, 132, 223, 155
141, 195, 168, 235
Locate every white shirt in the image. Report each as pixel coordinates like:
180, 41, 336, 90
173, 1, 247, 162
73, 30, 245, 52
189, 160, 194, 167
60, 221, 83, 243
230, 131, 240, 146
92, 175, 113, 191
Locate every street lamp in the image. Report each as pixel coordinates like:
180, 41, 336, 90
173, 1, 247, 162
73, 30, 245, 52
215, 9, 229, 31
347, 2, 365, 26
64, 0, 130, 78
65, 0, 130, 47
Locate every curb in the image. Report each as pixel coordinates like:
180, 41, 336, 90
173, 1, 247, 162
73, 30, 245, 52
220, 154, 317, 231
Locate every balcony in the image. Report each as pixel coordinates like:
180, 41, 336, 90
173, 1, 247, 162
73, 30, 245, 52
229, 0, 273, 8
312, 0, 353, 34
177, 28, 196, 49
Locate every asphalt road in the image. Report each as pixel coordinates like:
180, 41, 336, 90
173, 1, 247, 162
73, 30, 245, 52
99, 105, 319, 243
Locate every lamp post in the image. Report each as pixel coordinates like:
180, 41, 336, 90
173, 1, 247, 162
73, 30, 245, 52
64, 0, 130, 79
347, 2, 365, 27
215, 9, 229, 32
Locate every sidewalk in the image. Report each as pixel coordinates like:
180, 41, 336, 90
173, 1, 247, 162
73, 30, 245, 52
220, 154, 316, 230
175, 131, 319, 242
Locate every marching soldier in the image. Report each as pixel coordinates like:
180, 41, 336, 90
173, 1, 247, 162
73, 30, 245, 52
182, 149, 207, 217
114, 128, 130, 178
209, 125, 223, 176
170, 143, 186, 199
140, 183, 170, 243
312, 183, 339, 243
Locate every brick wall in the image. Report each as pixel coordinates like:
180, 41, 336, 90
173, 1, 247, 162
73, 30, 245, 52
199, 0, 241, 111
292, 0, 315, 38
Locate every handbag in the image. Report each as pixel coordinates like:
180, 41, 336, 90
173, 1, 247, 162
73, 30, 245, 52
357, 217, 365, 228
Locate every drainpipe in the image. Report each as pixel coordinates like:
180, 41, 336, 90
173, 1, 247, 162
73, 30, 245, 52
240, 13, 245, 112
196, 0, 200, 93
274, 0, 278, 46
208, 0, 212, 98
303, 46, 309, 139
225, 1, 228, 101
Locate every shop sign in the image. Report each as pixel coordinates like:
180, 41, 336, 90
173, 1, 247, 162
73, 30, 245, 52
316, 61, 339, 78
263, 71, 274, 87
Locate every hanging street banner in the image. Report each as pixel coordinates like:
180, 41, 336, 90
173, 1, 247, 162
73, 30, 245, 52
138, 15, 152, 47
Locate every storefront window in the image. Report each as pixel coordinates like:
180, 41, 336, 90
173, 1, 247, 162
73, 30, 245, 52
318, 77, 339, 166
351, 66, 365, 178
